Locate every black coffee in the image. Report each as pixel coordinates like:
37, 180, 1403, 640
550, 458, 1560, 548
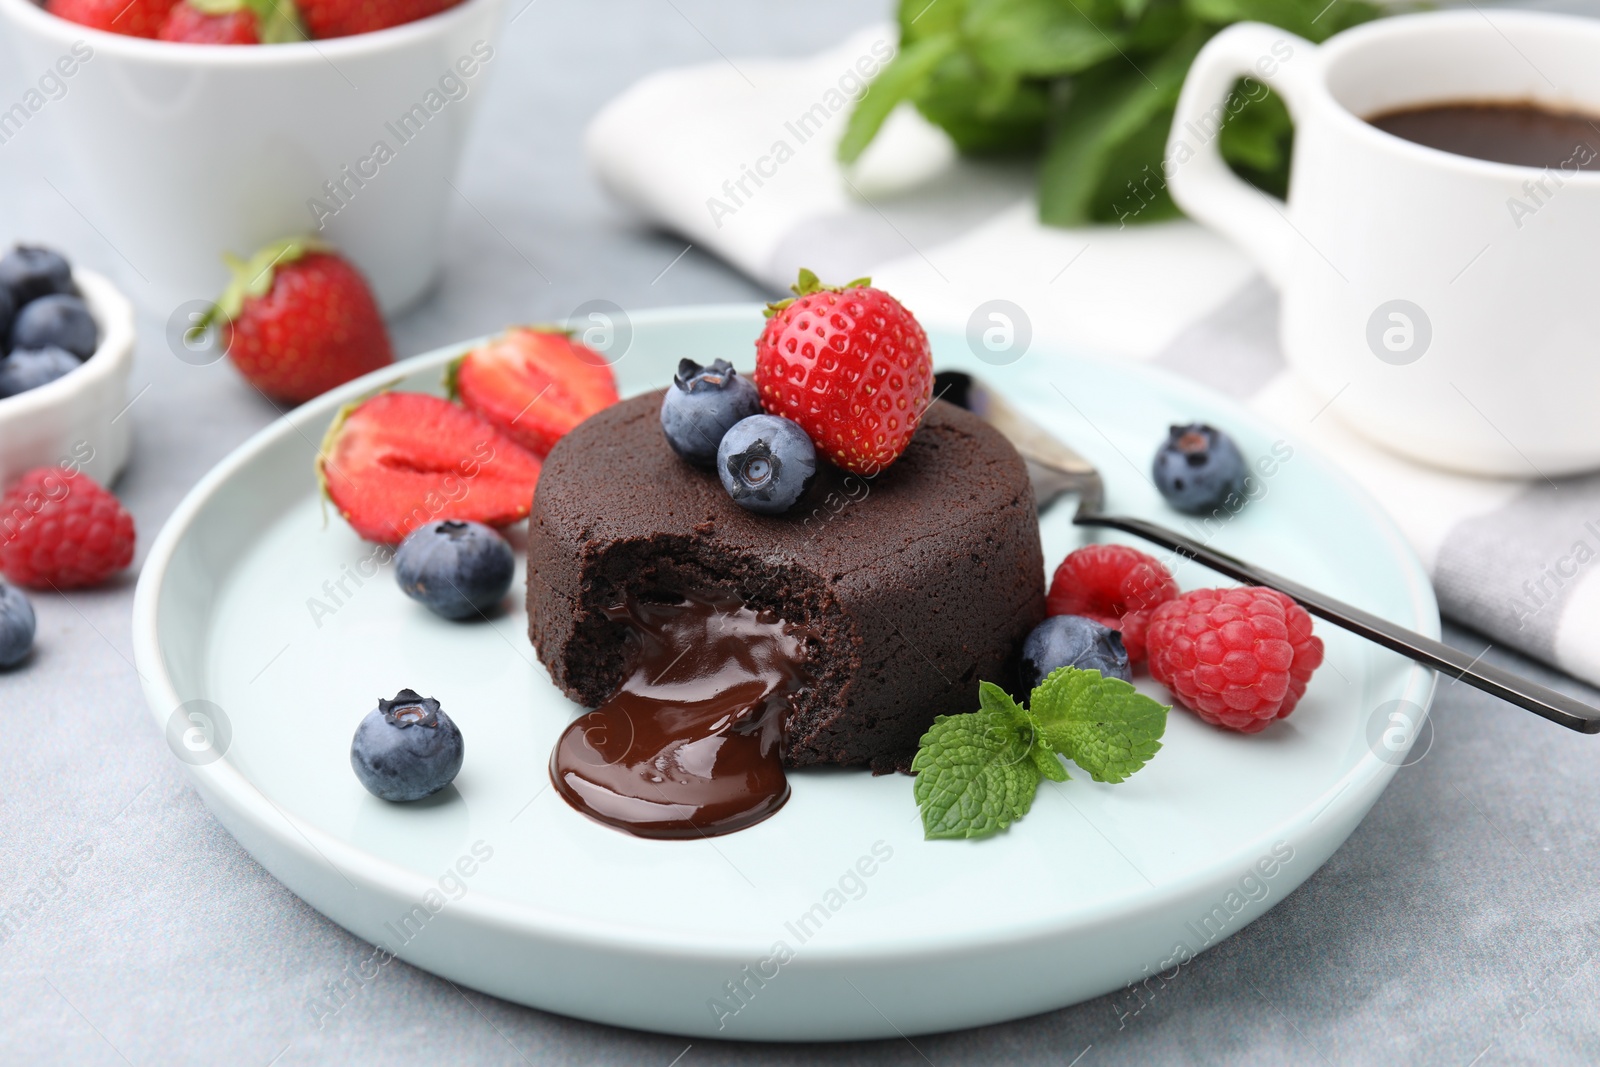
1368, 101, 1600, 170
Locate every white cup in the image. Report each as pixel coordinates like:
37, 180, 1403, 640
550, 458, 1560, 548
1168, 11, 1600, 477
0, 0, 507, 315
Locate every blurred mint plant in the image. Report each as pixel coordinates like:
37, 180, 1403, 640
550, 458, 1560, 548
839, 0, 1386, 226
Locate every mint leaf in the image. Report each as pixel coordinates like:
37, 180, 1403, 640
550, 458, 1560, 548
838, 33, 959, 164
964, 0, 1125, 77
1031, 744, 1071, 783
1030, 667, 1168, 783
1037, 27, 1206, 226
979, 680, 1071, 783
910, 50, 1051, 156
911, 686, 1043, 839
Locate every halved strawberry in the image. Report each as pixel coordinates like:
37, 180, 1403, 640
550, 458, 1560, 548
449, 328, 619, 458
317, 392, 541, 544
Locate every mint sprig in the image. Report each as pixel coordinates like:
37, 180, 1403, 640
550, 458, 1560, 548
839, 0, 1387, 227
911, 669, 1168, 840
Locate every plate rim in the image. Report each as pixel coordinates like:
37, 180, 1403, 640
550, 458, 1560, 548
131, 303, 1441, 963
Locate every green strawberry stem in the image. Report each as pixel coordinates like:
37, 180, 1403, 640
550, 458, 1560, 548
202, 235, 332, 331
442, 355, 466, 401
763, 267, 874, 318
187, 0, 307, 41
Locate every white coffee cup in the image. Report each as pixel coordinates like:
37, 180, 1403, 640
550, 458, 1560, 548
0, 0, 506, 315
1168, 11, 1600, 477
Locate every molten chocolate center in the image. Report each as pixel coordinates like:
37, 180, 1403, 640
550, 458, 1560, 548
549, 594, 809, 839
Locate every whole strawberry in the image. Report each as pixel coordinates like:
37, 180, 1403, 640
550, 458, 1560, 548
1, 467, 135, 590
46, 0, 176, 36
158, 0, 305, 42
297, 0, 458, 37
754, 270, 932, 477
1145, 587, 1324, 733
206, 237, 392, 404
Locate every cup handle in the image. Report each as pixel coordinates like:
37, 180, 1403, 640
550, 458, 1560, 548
1167, 23, 1318, 287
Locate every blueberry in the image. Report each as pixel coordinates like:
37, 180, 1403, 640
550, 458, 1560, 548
351, 689, 464, 802
660, 357, 762, 467
12, 294, 98, 360
1152, 423, 1247, 514
0, 583, 35, 668
395, 520, 514, 620
717, 414, 816, 515
0, 246, 75, 307
1020, 615, 1131, 690
0, 347, 80, 398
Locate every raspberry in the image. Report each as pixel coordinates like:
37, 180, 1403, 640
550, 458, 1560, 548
0, 467, 135, 589
1145, 587, 1324, 733
1045, 544, 1178, 662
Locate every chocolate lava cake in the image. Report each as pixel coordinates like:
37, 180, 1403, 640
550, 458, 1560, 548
526, 392, 1046, 772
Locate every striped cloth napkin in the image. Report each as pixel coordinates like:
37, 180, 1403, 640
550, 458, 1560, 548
585, 25, 1600, 689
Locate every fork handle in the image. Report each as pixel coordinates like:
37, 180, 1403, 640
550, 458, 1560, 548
1078, 513, 1600, 735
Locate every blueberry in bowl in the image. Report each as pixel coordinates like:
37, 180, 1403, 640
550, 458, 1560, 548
394, 519, 515, 620
1020, 614, 1131, 690
1152, 423, 1246, 515
350, 689, 464, 802
0, 347, 81, 399
0, 246, 132, 488
11, 293, 99, 361
0, 245, 76, 307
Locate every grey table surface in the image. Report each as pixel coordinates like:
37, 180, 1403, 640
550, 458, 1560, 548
4, 2, 1600, 1064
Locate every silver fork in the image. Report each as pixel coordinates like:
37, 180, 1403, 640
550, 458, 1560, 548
936, 371, 1600, 735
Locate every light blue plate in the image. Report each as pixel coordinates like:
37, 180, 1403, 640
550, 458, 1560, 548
131, 306, 1438, 1040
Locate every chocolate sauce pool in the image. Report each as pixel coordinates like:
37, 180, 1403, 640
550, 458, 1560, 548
549, 595, 810, 839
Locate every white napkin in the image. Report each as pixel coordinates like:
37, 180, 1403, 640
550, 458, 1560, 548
586, 25, 1600, 690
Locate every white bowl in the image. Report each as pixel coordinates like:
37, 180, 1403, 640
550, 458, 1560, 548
0, 269, 134, 487
0, 0, 507, 314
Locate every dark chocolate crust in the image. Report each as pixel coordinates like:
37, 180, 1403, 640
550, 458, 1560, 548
526, 393, 1046, 772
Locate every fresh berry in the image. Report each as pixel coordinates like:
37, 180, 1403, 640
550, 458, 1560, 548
0, 246, 75, 306
159, 1, 257, 40
1153, 423, 1247, 514
0, 583, 35, 668
659, 358, 761, 468
297, 0, 458, 39
350, 689, 463, 802
754, 269, 933, 476
395, 520, 514, 620
450, 328, 619, 459
205, 237, 392, 404
12, 295, 97, 360
0, 347, 81, 398
158, 0, 302, 41
717, 414, 816, 515
317, 392, 542, 544
0, 467, 135, 590
1020, 615, 1130, 690
45, 0, 177, 36
1145, 587, 1324, 733
1046, 544, 1177, 663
